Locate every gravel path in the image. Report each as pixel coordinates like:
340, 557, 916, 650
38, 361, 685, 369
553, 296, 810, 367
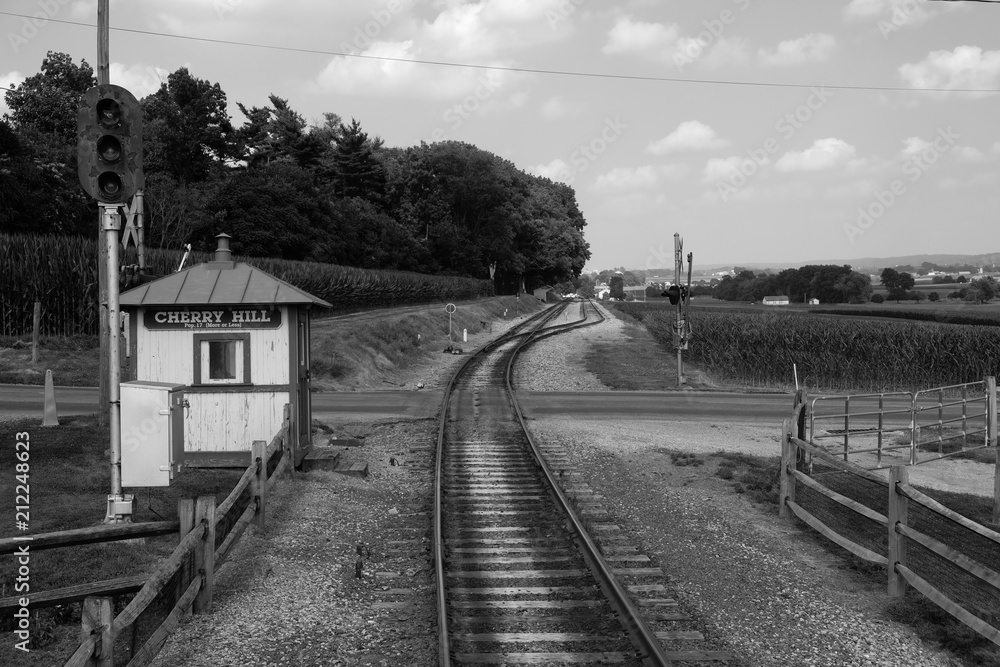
149, 302, 992, 667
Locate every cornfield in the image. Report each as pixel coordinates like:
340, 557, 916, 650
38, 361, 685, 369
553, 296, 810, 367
617, 303, 1000, 392
0, 233, 493, 337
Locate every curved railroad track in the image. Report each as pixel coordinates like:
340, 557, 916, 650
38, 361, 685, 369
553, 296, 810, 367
430, 300, 734, 666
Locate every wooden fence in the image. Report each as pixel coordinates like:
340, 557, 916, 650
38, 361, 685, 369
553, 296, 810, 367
0, 407, 292, 667
780, 398, 1000, 647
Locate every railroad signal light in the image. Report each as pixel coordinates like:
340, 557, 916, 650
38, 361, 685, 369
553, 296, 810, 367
663, 285, 682, 305
77, 84, 143, 203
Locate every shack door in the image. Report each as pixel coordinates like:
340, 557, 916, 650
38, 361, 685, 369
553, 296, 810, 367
296, 308, 312, 453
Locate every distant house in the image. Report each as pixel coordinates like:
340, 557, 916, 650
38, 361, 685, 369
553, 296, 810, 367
808, 298, 820, 305
533, 285, 554, 302
622, 285, 648, 300
763, 295, 789, 306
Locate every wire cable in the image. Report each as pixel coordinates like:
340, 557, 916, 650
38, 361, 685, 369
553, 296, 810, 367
1, 10, 999, 94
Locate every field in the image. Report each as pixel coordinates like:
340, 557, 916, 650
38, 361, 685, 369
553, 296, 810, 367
614, 299, 1000, 393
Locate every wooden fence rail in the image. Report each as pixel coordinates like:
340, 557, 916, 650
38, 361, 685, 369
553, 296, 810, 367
50, 406, 294, 667
780, 396, 1000, 648
0, 521, 179, 556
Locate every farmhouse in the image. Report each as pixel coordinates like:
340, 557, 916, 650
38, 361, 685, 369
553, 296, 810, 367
119, 233, 331, 466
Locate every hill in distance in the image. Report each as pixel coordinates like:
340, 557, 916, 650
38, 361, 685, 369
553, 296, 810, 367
691, 252, 1000, 274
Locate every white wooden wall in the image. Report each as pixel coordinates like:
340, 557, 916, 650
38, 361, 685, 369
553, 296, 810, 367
132, 307, 293, 452
184, 391, 289, 452
135, 308, 291, 385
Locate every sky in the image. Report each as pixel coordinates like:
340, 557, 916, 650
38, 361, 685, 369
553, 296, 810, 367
2, 0, 999, 273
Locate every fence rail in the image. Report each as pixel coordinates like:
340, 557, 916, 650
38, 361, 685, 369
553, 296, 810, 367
781, 388, 1000, 648
40, 404, 295, 667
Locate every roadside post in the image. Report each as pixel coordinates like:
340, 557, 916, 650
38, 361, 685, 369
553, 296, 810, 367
446, 303, 457, 343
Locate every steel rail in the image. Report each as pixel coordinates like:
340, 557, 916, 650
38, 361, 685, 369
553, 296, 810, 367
505, 301, 675, 667
432, 303, 562, 666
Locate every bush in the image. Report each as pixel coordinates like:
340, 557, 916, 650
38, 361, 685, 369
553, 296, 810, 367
871, 294, 884, 304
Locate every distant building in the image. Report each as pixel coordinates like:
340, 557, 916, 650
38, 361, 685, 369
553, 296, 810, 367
763, 295, 789, 306
808, 298, 820, 305
622, 285, 648, 300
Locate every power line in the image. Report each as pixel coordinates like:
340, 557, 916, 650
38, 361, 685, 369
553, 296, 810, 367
1, 10, 999, 94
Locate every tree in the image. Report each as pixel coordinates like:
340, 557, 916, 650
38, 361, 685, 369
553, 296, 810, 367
927, 292, 940, 302
237, 94, 325, 172
3, 51, 95, 142
1, 52, 96, 235
880, 268, 914, 302
328, 118, 386, 203
609, 275, 624, 300
964, 277, 998, 304
142, 68, 239, 184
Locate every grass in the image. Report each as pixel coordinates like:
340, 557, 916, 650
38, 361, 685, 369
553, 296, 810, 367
0, 335, 100, 386
0, 415, 246, 662
582, 318, 717, 391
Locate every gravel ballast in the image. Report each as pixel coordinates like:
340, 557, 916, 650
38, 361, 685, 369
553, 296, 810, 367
149, 303, 992, 667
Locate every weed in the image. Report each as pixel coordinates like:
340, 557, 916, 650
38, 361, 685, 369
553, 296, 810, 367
670, 452, 704, 467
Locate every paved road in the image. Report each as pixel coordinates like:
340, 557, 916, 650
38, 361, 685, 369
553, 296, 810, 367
0, 384, 796, 424
3, 385, 980, 430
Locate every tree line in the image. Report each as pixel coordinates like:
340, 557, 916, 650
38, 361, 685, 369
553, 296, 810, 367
713, 265, 872, 304
0, 52, 589, 293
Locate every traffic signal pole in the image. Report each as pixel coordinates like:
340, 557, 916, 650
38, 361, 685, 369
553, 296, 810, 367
94, 0, 132, 522
102, 204, 125, 515
674, 234, 684, 386
97, 0, 109, 429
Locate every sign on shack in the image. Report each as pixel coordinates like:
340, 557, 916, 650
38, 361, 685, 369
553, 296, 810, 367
119, 233, 331, 470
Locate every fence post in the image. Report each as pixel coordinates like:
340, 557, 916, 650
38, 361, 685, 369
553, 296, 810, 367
31, 301, 41, 362
251, 440, 267, 532
887, 465, 909, 597
81, 596, 113, 667
989, 377, 999, 525
193, 495, 216, 614
794, 388, 807, 441
284, 402, 295, 476
779, 419, 795, 519
176, 498, 195, 608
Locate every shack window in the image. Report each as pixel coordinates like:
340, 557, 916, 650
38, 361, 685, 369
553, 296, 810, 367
194, 333, 251, 385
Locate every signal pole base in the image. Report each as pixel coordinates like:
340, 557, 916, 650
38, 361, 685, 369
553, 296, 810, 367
104, 494, 134, 524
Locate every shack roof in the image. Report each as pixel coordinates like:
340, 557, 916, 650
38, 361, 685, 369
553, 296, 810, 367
119, 260, 332, 308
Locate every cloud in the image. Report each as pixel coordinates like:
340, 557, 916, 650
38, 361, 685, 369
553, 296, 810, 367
647, 121, 729, 155
603, 15, 748, 69
951, 146, 990, 163
420, 0, 576, 60
842, 0, 948, 25
109, 63, 170, 99
530, 158, 573, 183
593, 164, 688, 191
602, 17, 679, 58
775, 138, 857, 172
311, 41, 513, 100
899, 46, 1000, 98
759, 33, 836, 66
900, 136, 934, 158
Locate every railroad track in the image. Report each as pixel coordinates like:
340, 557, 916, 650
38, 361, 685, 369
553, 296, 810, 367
432, 300, 737, 666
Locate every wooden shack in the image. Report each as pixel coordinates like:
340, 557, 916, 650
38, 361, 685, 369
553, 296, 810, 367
119, 234, 331, 465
